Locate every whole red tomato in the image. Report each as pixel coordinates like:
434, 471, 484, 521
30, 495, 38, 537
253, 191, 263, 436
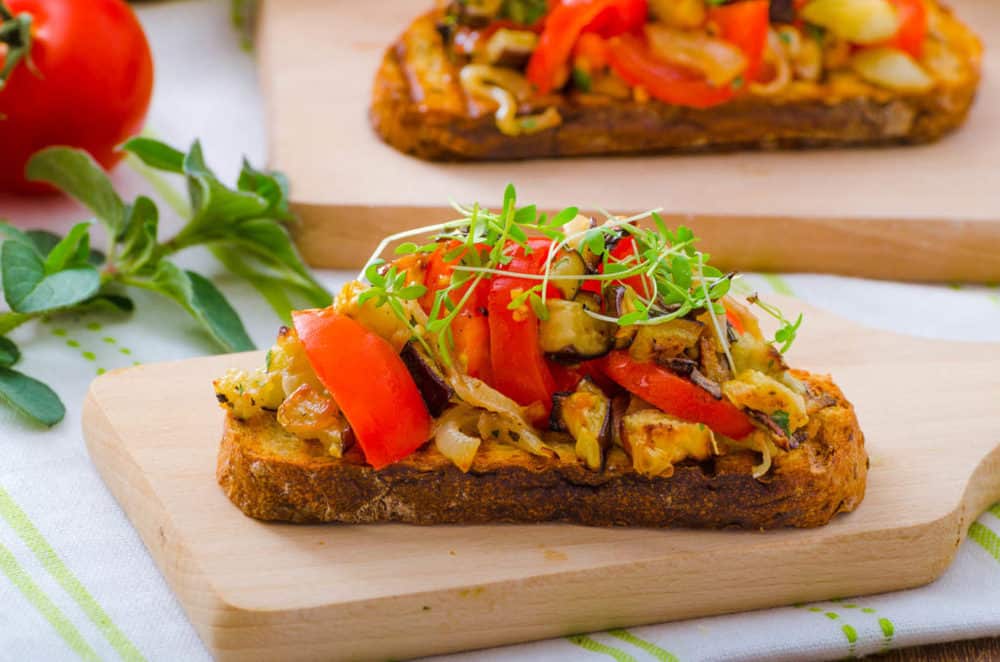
0, 0, 154, 194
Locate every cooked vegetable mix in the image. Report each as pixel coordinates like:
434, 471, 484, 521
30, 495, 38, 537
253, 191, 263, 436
371, 0, 980, 160
217, 187, 831, 480
431, 0, 962, 135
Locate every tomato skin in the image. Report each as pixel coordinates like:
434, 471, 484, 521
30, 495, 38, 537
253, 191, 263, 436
606, 34, 736, 109
292, 309, 432, 469
601, 351, 754, 439
0, 0, 154, 194
420, 241, 490, 314
486, 238, 565, 418
452, 308, 492, 381
708, 0, 770, 83
528, 0, 647, 94
574, 32, 610, 69
488, 277, 557, 419
885, 0, 927, 58
608, 235, 653, 297
725, 305, 745, 336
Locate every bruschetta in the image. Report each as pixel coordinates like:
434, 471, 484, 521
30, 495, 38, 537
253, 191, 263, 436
371, 0, 981, 160
215, 189, 867, 528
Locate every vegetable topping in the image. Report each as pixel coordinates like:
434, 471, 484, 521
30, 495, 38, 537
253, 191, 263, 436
216, 187, 828, 479
436, 0, 961, 136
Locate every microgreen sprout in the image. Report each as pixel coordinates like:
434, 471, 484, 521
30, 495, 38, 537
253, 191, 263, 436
747, 293, 804, 353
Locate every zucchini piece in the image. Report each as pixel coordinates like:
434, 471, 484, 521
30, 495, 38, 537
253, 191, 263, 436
539, 300, 615, 360
551, 378, 611, 470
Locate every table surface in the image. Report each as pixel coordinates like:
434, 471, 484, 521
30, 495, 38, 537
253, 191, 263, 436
890, 637, 1000, 661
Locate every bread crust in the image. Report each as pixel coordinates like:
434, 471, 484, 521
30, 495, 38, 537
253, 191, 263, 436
217, 371, 868, 529
370, 8, 982, 161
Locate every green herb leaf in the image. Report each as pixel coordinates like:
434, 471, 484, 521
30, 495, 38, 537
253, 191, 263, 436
83, 294, 136, 314
771, 410, 791, 436
43, 223, 92, 273
140, 261, 255, 353
0, 337, 19, 368
1, 242, 100, 314
572, 67, 592, 92
25, 148, 126, 235
117, 196, 160, 275
183, 141, 272, 231
0, 367, 65, 427
501, 0, 548, 24
120, 137, 185, 174
237, 159, 291, 220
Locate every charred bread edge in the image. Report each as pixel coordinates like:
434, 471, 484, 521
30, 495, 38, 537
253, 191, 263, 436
369, 10, 981, 161
217, 371, 868, 529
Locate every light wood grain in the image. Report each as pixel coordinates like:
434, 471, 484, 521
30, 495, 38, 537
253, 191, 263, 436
258, 0, 1000, 281
82, 296, 1000, 661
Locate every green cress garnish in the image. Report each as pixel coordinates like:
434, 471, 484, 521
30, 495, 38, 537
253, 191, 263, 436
361, 184, 801, 369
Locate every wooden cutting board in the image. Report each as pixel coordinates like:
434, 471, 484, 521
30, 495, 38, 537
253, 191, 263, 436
258, 0, 1000, 282
82, 296, 1000, 662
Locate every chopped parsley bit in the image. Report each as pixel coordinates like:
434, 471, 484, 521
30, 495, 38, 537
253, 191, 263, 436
731, 75, 744, 90
572, 67, 593, 92
772, 411, 791, 436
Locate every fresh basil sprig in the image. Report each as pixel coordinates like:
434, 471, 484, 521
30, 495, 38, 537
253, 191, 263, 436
0, 138, 330, 427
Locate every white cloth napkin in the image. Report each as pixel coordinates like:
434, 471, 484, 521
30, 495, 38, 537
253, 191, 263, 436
0, 2, 997, 660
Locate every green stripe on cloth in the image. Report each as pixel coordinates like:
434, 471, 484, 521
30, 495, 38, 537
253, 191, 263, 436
0, 539, 101, 662
0, 486, 146, 662
608, 629, 679, 662
567, 635, 638, 662
989, 503, 1000, 519
969, 522, 1000, 562
761, 274, 795, 297
842, 623, 858, 658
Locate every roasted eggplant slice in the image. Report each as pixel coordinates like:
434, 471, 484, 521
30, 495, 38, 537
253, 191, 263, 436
539, 299, 615, 360
400, 342, 454, 417
549, 249, 588, 299
573, 289, 603, 313
627, 319, 704, 363
551, 378, 611, 470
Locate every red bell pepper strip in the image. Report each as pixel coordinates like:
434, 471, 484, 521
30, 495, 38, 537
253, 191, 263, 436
608, 235, 653, 297
601, 350, 754, 439
885, 0, 927, 59
420, 241, 493, 378
725, 306, 746, 336
292, 309, 432, 469
708, 0, 770, 83
574, 31, 611, 69
487, 237, 566, 417
528, 0, 647, 94
606, 34, 736, 109
420, 241, 490, 314
452, 308, 493, 381
488, 277, 558, 419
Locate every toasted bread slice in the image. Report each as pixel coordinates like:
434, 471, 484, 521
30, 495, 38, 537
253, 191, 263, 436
370, 8, 981, 161
218, 371, 867, 529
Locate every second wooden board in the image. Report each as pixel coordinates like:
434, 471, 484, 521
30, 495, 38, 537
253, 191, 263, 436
82, 296, 1000, 661
259, 0, 1000, 282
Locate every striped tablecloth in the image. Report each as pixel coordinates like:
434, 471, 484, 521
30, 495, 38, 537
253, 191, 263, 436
0, 2, 997, 660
